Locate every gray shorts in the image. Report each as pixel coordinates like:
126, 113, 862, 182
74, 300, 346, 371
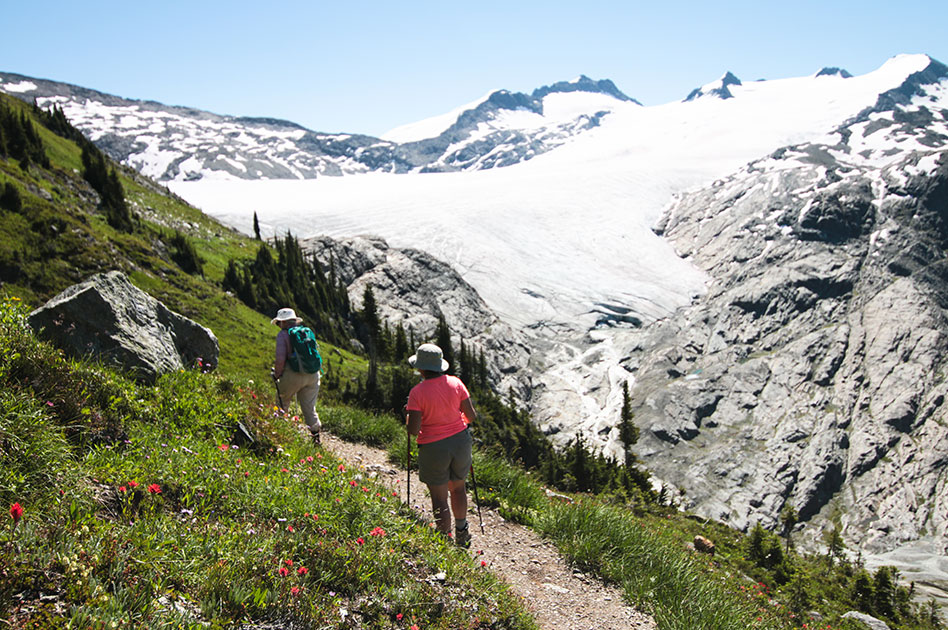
417, 427, 472, 486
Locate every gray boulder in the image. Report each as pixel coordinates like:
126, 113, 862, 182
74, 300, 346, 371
841, 611, 891, 630
29, 271, 219, 383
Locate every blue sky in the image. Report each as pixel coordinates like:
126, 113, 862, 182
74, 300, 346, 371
2, 0, 946, 137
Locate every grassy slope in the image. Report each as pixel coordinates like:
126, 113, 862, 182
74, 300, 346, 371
0, 298, 534, 629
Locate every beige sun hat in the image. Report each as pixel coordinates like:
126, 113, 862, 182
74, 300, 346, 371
271, 307, 302, 325
408, 343, 449, 373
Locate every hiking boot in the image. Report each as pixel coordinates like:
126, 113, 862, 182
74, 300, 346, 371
311, 431, 321, 445
455, 523, 471, 548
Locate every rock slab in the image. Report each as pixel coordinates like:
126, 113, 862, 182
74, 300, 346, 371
29, 271, 218, 383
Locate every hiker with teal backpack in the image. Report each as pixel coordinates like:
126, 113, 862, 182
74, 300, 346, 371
271, 308, 323, 444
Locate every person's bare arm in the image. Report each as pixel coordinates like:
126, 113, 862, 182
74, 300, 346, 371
460, 397, 476, 425
406, 409, 422, 436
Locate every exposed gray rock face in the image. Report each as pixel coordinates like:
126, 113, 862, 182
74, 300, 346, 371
841, 611, 891, 630
301, 235, 533, 396
629, 144, 948, 553
28, 271, 218, 383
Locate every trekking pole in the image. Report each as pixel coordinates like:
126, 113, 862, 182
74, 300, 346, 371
469, 460, 485, 535
403, 406, 411, 506
406, 428, 411, 505
271, 370, 285, 410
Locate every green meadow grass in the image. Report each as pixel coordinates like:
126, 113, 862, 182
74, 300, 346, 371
318, 393, 794, 630
0, 297, 536, 629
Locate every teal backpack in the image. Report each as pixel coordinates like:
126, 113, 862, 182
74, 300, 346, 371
287, 326, 322, 374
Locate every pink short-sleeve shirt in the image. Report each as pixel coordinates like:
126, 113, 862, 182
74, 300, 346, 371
406, 374, 470, 444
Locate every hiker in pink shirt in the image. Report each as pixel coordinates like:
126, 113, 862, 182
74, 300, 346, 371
405, 343, 476, 547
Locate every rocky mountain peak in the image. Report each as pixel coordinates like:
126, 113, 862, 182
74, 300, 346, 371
815, 66, 853, 78
683, 71, 743, 102
532, 75, 640, 104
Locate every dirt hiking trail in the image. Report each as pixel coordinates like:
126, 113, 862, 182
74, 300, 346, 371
323, 433, 656, 630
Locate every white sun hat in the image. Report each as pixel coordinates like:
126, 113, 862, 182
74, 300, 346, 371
271, 307, 302, 325
408, 343, 449, 373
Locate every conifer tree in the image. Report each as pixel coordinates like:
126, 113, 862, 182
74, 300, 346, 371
477, 350, 488, 389
458, 338, 469, 384
360, 285, 381, 358
872, 566, 897, 618
104, 169, 133, 232
569, 436, 591, 492
435, 315, 454, 375
168, 230, 203, 275
0, 182, 23, 213
253, 211, 261, 240
3, 110, 26, 162
823, 525, 845, 566
394, 322, 409, 361
618, 381, 639, 467
780, 504, 798, 551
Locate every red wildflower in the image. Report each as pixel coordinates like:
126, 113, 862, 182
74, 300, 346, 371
281, 468, 289, 473
349, 480, 357, 487
119, 486, 127, 493
290, 586, 301, 596
278, 567, 289, 577
287, 525, 294, 532
147, 484, 161, 494
128, 481, 139, 488
244, 471, 250, 478
369, 526, 386, 537
356, 537, 365, 545
218, 444, 230, 451
337, 464, 345, 472
481, 560, 487, 567
285, 559, 293, 567
306, 456, 314, 463
10, 503, 23, 524
297, 566, 308, 575
397, 614, 403, 621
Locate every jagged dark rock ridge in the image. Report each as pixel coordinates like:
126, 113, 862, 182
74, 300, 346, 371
816, 67, 854, 78
0, 71, 634, 180
684, 71, 742, 101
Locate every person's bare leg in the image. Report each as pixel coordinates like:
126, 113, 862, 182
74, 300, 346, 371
428, 483, 451, 534
448, 479, 467, 521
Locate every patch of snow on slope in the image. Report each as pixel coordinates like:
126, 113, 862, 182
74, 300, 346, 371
382, 92, 494, 143
0, 80, 37, 93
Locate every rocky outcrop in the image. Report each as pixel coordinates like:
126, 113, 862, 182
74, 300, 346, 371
28, 271, 218, 383
301, 235, 533, 396
841, 611, 891, 630
627, 145, 948, 553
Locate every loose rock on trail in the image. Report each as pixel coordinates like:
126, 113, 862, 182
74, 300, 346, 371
323, 433, 656, 630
